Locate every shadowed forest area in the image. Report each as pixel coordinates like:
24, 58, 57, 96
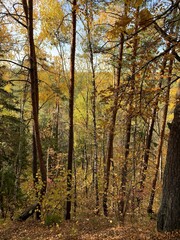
0, 0, 180, 239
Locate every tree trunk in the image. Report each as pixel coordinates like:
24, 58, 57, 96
13, 85, 28, 218
119, 7, 139, 219
0, 161, 5, 218
18, 203, 39, 221
32, 128, 40, 220
140, 58, 167, 190
147, 58, 173, 214
66, 0, 77, 220
157, 101, 180, 231
22, 0, 47, 218
103, 33, 124, 217
85, 0, 99, 213
27, 0, 47, 187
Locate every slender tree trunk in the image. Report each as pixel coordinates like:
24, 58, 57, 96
73, 158, 77, 216
84, 143, 89, 197
85, 0, 99, 213
85, 84, 89, 197
32, 128, 41, 220
0, 161, 5, 218
13, 83, 28, 217
140, 59, 167, 190
148, 58, 173, 214
66, 0, 77, 220
55, 98, 60, 151
103, 33, 124, 217
119, 7, 139, 219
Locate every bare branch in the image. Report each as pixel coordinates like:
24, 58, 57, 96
0, 59, 29, 70
0, 1, 27, 28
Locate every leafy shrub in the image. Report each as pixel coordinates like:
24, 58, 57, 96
44, 213, 62, 226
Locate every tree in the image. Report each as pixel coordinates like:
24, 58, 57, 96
147, 56, 173, 214
157, 93, 180, 231
66, 0, 77, 220
156, 0, 180, 231
22, 0, 47, 218
84, 0, 99, 214
0, 70, 28, 219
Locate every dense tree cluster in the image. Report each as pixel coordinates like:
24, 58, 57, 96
0, 0, 179, 232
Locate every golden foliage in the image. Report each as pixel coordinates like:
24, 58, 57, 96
39, 0, 68, 44
139, 8, 153, 27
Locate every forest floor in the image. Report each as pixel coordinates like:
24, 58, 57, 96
0, 216, 180, 240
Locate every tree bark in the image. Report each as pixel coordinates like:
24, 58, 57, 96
18, 203, 39, 221
147, 58, 173, 214
85, 0, 99, 214
103, 33, 124, 217
140, 58, 167, 191
66, 0, 77, 220
157, 101, 180, 231
22, 0, 47, 218
119, 6, 139, 219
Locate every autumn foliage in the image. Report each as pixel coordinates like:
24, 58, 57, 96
0, 0, 179, 238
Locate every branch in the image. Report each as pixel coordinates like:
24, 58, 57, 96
0, 59, 29, 70
172, 49, 180, 62
22, 0, 28, 25
95, 0, 179, 53
0, 1, 27, 28
135, 44, 176, 74
154, 22, 178, 43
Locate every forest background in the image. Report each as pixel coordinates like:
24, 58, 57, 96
0, 0, 180, 238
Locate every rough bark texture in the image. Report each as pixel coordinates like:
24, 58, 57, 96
157, 103, 180, 232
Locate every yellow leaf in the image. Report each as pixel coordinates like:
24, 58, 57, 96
4, 84, 12, 93
115, 15, 132, 27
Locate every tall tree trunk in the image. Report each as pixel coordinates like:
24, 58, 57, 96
157, 96, 180, 231
73, 158, 77, 217
0, 160, 5, 218
119, 7, 139, 219
66, 0, 77, 220
13, 83, 28, 217
147, 58, 173, 214
22, 0, 47, 217
55, 98, 60, 151
149, 3, 178, 215
29, 0, 47, 192
85, 0, 99, 213
32, 128, 40, 220
140, 59, 167, 190
83, 85, 89, 197
103, 33, 124, 217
